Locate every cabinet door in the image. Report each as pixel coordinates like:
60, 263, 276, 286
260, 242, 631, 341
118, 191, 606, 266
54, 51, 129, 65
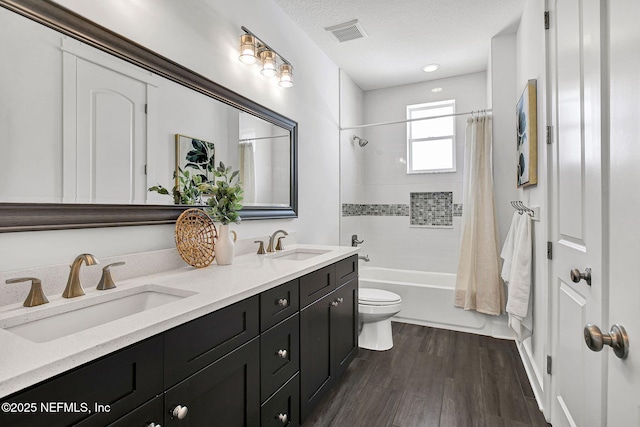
164, 338, 260, 427
299, 292, 335, 421
333, 278, 358, 379
0, 336, 163, 427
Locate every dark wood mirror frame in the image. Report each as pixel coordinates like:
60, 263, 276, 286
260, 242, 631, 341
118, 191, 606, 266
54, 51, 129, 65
0, 0, 298, 232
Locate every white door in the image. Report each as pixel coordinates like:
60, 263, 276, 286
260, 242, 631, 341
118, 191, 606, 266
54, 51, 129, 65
75, 58, 147, 204
606, 0, 640, 424
548, 0, 606, 425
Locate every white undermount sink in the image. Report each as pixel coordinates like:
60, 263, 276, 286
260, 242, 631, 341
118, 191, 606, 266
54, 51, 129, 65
267, 248, 331, 261
0, 285, 196, 343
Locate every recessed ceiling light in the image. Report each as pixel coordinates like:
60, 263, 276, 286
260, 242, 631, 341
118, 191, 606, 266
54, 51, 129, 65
431, 87, 443, 93
422, 64, 439, 73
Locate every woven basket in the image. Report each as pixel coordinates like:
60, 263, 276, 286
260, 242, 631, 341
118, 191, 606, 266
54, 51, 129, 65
175, 208, 217, 268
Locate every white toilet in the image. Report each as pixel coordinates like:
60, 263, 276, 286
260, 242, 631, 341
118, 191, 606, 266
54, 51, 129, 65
358, 288, 402, 351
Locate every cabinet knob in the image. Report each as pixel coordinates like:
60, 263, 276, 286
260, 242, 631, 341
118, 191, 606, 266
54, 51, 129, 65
146, 423, 162, 427
278, 298, 288, 307
331, 301, 339, 307
277, 413, 288, 424
337, 297, 344, 303
171, 404, 188, 420
277, 349, 288, 359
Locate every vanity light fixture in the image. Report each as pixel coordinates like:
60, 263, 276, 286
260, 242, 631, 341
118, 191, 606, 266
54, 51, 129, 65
260, 50, 278, 77
278, 64, 294, 88
238, 34, 257, 64
238, 26, 294, 88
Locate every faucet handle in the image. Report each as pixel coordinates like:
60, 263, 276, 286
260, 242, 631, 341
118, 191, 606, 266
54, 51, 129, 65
97, 262, 125, 290
276, 236, 286, 251
6, 277, 49, 307
254, 240, 266, 255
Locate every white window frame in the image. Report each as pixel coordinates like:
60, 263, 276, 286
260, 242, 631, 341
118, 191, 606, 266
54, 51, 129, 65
406, 99, 456, 174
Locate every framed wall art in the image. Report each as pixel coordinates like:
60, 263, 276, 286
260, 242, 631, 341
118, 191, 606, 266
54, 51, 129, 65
516, 79, 537, 188
175, 134, 216, 188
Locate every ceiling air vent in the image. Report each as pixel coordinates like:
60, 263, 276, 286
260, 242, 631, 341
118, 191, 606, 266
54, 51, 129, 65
325, 19, 367, 43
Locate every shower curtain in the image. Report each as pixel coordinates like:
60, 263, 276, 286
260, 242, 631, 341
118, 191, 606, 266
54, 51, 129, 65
454, 114, 505, 315
239, 141, 256, 204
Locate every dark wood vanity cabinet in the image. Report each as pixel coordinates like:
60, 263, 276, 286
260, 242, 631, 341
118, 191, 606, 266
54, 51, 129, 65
0, 335, 164, 427
299, 256, 358, 422
1, 255, 358, 427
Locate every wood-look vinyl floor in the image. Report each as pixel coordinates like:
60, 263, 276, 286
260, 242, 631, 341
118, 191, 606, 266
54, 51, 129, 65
303, 322, 550, 427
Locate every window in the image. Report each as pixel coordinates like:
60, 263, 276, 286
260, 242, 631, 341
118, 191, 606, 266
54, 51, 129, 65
406, 99, 456, 173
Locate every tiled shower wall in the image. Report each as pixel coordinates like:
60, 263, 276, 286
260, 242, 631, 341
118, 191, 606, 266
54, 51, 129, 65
340, 72, 487, 274
342, 193, 463, 227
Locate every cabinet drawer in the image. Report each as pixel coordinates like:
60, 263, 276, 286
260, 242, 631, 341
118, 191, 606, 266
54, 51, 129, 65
260, 313, 299, 401
299, 265, 336, 308
336, 255, 358, 286
164, 338, 260, 427
107, 395, 163, 427
0, 336, 163, 427
164, 296, 259, 388
261, 373, 300, 427
260, 279, 299, 332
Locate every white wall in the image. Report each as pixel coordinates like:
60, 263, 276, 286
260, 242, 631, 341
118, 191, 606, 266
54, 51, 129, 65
514, 0, 550, 412
0, 0, 340, 272
491, 34, 519, 246
351, 72, 487, 273
339, 71, 365, 248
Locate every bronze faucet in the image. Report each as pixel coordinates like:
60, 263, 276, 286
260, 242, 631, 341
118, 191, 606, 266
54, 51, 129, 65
62, 254, 99, 298
267, 230, 288, 252
5, 277, 49, 307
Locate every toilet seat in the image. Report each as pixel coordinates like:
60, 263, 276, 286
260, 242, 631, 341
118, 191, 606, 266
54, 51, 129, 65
359, 288, 402, 306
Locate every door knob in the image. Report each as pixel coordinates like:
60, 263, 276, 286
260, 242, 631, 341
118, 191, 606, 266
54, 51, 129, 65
570, 267, 591, 286
584, 324, 629, 359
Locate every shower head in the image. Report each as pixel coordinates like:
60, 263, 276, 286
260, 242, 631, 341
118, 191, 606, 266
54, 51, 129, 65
352, 135, 368, 147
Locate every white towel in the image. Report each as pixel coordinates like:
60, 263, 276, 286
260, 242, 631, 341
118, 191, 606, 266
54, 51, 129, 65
500, 212, 522, 283
505, 213, 533, 341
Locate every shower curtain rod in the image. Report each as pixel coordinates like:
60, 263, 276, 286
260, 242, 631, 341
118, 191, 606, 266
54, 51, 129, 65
340, 109, 492, 131
239, 134, 289, 143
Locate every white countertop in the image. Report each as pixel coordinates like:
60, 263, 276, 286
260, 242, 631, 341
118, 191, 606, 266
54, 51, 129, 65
0, 244, 359, 398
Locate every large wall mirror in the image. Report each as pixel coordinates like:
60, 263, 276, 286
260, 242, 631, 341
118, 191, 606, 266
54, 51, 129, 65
0, 0, 298, 232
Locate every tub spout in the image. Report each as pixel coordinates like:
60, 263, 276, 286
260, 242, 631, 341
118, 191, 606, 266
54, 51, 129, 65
359, 255, 370, 262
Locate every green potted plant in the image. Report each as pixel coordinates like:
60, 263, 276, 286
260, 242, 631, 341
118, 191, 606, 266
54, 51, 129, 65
148, 167, 204, 205
201, 162, 244, 265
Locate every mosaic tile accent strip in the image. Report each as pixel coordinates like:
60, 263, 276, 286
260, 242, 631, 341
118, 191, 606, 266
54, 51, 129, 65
342, 203, 409, 217
410, 192, 453, 227
342, 198, 460, 222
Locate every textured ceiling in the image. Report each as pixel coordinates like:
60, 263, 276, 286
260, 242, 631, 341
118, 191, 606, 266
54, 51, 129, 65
273, 0, 525, 91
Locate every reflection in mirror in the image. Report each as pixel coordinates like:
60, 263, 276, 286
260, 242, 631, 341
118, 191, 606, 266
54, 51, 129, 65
0, 0, 297, 230
238, 112, 291, 207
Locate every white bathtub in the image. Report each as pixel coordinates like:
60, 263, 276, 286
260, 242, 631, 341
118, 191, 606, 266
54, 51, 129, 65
359, 266, 512, 338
